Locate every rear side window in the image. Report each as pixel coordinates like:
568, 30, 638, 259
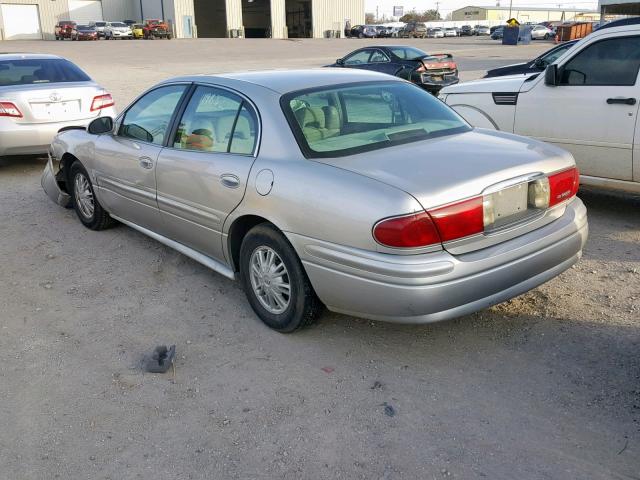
0, 59, 91, 86
560, 36, 640, 86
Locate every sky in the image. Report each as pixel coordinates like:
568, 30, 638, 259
364, 0, 600, 17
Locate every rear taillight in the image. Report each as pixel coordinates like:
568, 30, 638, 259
373, 212, 441, 248
429, 196, 484, 242
0, 101, 22, 118
373, 167, 579, 249
91, 94, 115, 112
548, 167, 579, 207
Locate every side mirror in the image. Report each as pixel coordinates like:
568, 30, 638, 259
336, 58, 344, 66
87, 116, 114, 135
544, 64, 559, 86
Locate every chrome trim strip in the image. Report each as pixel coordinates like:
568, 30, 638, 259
109, 214, 235, 280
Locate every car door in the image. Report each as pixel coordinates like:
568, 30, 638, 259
514, 34, 640, 181
155, 85, 259, 261
93, 83, 189, 231
365, 49, 398, 75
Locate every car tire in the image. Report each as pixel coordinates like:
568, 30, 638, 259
69, 161, 116, 231
358, 33, 363, 38
544, 33, 550, 39
239, 223, 323, 333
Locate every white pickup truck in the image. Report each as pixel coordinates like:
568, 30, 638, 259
440, 23, 640, 194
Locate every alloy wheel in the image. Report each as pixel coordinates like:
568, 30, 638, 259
249, 246, 291, 314
74, 172, 94, 219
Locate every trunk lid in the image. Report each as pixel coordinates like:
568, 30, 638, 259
1, 82, 104, 124
316, 129, 576, 253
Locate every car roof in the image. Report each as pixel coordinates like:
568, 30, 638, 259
0, 53, 64, 61
168, 69, 404, 94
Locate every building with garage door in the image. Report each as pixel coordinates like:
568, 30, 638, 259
0, 0, 363, 40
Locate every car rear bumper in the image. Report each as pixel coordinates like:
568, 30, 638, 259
0, 110, 115, 156
288, 198, 588, 324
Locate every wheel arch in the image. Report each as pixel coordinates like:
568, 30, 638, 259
227, 214, 279, 272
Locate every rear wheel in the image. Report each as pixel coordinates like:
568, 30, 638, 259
239, 224, 323, 332
69, 161, 115, 231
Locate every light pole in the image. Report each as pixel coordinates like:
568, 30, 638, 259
508, 0, 513, 18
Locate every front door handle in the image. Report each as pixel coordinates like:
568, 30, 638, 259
139, 156, 154, 169
220, 174, 240, 189
606, 97, 636, 105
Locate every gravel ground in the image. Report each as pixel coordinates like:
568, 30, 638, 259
0, 37, 639, 480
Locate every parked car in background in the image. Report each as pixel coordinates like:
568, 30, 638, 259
142, 19, 172, 39
399, 22, 427, 38
444, 27, 458, 37
427, 28, 445, 38
131, 23, 144, 39
491, 26, 504, 39
441, 23, 640, 194
123, 20, 137, 28
42, 69, 587, 332
490, 25, 502, 34
460, 25, 475, 36
104, 21, 133, 40
388, 26, 403, 37
0, 54, 115, 157
531, 24, 554, 40
71, 24, 98, 41
372, 25, 387, 37
350, 25, 377, 38
329, 45, 459, 94
484, 40, 578, 77
88, 21, 107, 38
476, 25, 491, 35
55, 21, 76, 40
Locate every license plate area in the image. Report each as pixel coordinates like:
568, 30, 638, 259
483, 178, 548, 232
30, 100, 81, 120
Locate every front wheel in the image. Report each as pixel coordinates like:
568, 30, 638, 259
69, 161, 116, 231
239, 224, 323, 332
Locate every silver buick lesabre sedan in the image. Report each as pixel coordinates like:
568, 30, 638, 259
42, 69, 588, 332
0, 54, 116, 157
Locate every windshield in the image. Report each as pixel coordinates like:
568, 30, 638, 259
0, 59, 91, 86
110, 22, 126, 27
283, 82, 470, 158
541, 42, 574, 64
388, 46, 427, 59
95, 22, 106, 26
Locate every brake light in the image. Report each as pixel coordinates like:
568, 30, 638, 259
429, 196, 484, 242
373, 212, 441, 248
0, 101, 22, 118
90, 94, 114, 112
548, 167, 579, 207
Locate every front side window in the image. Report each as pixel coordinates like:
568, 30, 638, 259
119, 85, 187, 145
560, 36, 640, 86
284, 81, 470, 158
173, 86, 257, 154
0, 59, 91, 86
369, 50, 390, 63
344, 50, 371, 65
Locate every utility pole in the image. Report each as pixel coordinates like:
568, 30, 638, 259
508, 0, 513, 18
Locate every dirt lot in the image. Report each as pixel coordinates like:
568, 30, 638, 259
1, 37, 639, 479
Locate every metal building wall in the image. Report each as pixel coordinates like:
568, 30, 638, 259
165, 0, 195, 38
311, 0, 364, 38
270, 0, 286, 38
226, 0, 242, 33
0, 0, 70, 40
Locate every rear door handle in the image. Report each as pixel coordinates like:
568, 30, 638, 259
139, 156, 154, 169
220, 174, 240, 188
606, 97, 636, 105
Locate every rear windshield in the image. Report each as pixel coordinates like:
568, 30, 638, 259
389, 46, 427, 59
282, 81, 470, 158
0, 59, 91, 86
